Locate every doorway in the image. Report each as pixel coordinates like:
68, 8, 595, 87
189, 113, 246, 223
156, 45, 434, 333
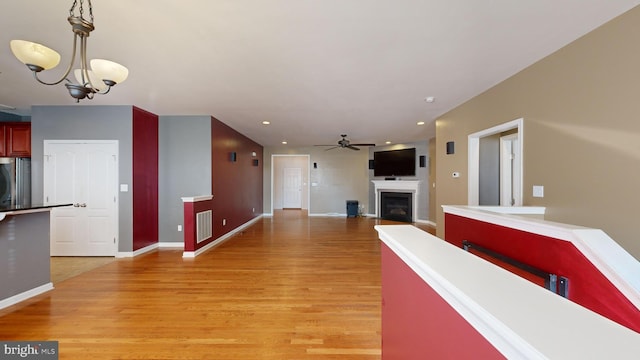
468, 118, 523, 206
271, 155, 310, 213
44, 140, 119, 256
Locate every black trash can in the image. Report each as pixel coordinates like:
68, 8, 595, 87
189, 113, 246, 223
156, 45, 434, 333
346, 200, 359, 218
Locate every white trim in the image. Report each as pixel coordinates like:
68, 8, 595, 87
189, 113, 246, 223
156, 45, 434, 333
468, 118, 523, 206
183, 215, 263, 258
442, 205, 640, 311
415, 219, 436, 227
181, 195, 213, 202
0, 283, 54, 310
308, 213, 348, 217
158, 242, 184, 248
117, 243, 158, 258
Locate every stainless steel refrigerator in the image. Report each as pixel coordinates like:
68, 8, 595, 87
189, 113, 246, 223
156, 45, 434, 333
0, 157, 31, 206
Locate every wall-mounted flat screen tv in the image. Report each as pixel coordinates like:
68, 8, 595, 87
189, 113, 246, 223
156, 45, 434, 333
373, 148, 416, 177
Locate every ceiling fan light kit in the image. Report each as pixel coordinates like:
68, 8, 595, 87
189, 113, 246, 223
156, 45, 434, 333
9, 0, 128, 102
315, 134, 375, 151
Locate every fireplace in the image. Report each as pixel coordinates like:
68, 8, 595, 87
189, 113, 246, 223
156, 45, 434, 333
380, 192, 413, 222
372, 180, 420, 222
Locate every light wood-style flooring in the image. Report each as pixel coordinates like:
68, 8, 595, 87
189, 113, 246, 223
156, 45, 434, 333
0, 211, 434, 359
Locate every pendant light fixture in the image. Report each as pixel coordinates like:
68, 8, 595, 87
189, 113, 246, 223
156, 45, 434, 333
9, 0, 128, 102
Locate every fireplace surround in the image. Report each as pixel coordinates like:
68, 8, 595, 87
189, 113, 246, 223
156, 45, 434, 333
372, 180, 420, 222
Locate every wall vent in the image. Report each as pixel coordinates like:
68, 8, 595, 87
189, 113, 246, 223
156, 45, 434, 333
196, 210, 213, 243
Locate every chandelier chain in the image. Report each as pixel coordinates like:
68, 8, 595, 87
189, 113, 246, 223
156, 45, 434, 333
69, 0, 94, 24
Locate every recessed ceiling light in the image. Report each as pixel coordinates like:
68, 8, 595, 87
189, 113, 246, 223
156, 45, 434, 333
385, 141, 391, 144
282, 141, 287, 145
262, 121, 270, 125
417, 121, 425, 126
424, 96, 435, 103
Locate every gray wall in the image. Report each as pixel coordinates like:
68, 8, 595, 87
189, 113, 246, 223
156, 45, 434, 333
0, 211, 50, 300
31, 105, 134, 252
158, 115, 211, 242
367, 141, 429, 221
263, 146, 370, 215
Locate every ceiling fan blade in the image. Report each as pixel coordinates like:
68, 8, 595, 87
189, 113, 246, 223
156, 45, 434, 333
346, 145, 360, 151
350, 143, 376, 147
324, 146, 339, 151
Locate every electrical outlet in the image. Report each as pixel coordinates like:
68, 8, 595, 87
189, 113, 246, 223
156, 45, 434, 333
177, 225, 182, 232
223, 219, 226, 226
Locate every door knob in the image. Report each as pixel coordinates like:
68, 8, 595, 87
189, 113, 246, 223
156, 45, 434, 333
79, 203, 87, 207
73, 203, 80, 207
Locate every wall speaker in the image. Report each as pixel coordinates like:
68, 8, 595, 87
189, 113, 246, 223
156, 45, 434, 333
313, 162, 318, 169
252, 159, 259, 166
368, 160, 374, 170
446, 141, 455, 155
230, 152, 237, 162
419, 155, 426, 168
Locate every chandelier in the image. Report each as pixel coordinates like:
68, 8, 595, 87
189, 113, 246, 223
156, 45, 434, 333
9, 0, 128, 102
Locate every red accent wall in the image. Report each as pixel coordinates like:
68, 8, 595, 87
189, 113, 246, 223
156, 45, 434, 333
382, 243, 506, 359
445, 213, 640, 333
210, 117, 263, 240
132, 106, 159, 251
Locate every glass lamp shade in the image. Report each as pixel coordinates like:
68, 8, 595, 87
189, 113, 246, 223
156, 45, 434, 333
10, 40, 61, 70
90, 59, 128, 84
74, 69, 108, 92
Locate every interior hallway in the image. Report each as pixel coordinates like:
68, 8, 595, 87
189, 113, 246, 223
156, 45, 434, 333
1, 211, 434, 359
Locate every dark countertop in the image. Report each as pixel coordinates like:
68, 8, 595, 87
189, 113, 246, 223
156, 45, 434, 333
0, 203, 73, 213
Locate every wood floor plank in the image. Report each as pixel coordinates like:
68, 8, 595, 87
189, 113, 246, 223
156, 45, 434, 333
0, 211, 434, 359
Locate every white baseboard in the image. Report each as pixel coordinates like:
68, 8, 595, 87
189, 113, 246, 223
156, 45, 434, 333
117, 243, 159, 258
0, 282, 54, 310
158, 242, 184, 248
309, 213, 348, 217
415, 219, 437, 227
183, 215, 263, 258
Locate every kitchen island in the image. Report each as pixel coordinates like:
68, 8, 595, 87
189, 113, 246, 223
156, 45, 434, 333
0, 203, 72, 309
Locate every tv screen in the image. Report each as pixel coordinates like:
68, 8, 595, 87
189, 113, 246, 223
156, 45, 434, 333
374, 148, 416, 177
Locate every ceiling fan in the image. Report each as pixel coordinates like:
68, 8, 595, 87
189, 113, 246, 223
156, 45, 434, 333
315, 134, 375, 151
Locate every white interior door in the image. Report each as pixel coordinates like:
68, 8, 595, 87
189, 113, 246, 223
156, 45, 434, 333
282, 167, 302, 208
44, 141, 118, 256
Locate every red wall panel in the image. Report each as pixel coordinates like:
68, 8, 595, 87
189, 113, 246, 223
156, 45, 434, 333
381, 243, 506, 359
132, 107, 159, 251
445, 213, 640, 333
210, 117, 263, 239
183, 198, 214, 251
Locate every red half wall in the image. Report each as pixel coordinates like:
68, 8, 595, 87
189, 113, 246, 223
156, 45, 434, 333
444, 213, 640, 333
211, 117, 263, 239
132, 106, 159, 251
381, 243, 505, 359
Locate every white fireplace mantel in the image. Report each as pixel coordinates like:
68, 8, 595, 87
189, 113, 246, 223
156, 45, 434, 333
372, 180, 420, 220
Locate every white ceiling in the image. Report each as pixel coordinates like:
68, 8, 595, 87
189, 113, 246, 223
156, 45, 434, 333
1, 1, 638, 147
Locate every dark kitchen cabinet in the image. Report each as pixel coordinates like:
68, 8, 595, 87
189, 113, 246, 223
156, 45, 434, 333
0, 123, 31, 157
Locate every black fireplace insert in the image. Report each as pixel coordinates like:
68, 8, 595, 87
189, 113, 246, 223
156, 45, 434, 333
380, 192, 412, 223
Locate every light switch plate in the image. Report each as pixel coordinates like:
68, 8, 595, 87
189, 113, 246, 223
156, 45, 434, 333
533, 185, 544, 198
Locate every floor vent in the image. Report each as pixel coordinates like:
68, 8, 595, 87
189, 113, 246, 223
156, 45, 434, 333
196, 210, 212, 243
